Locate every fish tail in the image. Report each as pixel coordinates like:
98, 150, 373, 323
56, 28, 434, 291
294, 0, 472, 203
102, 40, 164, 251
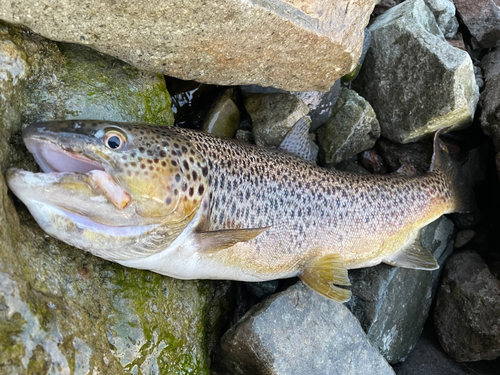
430, 128, 473, 214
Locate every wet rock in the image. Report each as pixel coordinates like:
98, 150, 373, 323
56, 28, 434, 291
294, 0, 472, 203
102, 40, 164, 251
214, 282, 394, 375
480, 49, 500, 152
241, 81, 341, 131
453, 0, 500, 48
317, 88, 380, 166
166, 77, 226, 129
359, 149, 387, 174
202, 88, 240, 138
424, 0, 459, 38
378, 138, 433, 174
346, 216, 455, 363
0, 22, 232, 374
1, 0, 378, 91
434, 251, 500, 362
356, 0, 479, 144
245, 93, 309, 148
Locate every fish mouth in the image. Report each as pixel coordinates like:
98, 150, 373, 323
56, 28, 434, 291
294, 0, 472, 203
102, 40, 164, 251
25, 136, 105, 174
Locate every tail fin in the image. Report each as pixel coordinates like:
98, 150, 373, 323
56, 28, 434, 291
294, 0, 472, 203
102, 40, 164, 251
430, 128, 473, 214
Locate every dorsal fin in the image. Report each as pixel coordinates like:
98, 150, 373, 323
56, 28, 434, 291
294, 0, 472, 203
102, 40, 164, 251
299, 254, 351, 302
384, 242, 438, 270
279, 116, 316, 163
196, 227, 270, 253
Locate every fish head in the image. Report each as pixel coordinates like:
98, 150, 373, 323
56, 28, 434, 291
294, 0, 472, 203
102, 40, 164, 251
6, 120, 209, 261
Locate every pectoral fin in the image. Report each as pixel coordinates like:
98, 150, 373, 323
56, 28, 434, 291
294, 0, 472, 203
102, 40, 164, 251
196, 227, 271, 253
385, 243, 439, 270
299, 254, 351, 302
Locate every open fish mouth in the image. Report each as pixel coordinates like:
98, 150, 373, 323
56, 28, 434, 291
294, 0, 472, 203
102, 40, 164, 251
20, 135, 133, 211
25, 136, 105, 174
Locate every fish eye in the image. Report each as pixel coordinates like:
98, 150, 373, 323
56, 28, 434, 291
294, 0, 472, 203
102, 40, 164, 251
104, 132, 125, 150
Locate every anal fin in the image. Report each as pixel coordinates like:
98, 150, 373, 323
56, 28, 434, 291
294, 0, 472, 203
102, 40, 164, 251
385, 242, 439, 270
299, 254, 351, 302
196, 227, 270, 254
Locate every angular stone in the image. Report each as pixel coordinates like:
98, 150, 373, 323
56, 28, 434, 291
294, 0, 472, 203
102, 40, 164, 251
214, 282, 394, 375
0, 22, 231, 374
356, 0, 479, 143
202, 88, 240, 138
392, 325, 500, 375
317, 88, 380, 166
480, 49, 500, 152
434, 251, 500, 362
241, 81, 341, 131
0, 0, 379, 91
453, 0, 500, 48
346, 216, 455, 363
245, 93, 309, 148
424, 0, 459, 38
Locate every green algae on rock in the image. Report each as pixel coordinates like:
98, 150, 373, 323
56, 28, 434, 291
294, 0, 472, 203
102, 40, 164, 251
0, 21, 232, 375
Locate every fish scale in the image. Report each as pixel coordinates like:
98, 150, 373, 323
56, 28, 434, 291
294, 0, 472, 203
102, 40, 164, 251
6, 119, 470, 302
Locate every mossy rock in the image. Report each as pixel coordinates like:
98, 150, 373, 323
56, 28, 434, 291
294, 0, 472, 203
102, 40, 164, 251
0, 21, 233, 375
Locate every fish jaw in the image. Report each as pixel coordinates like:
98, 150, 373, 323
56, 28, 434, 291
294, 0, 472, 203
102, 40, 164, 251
5, 167, 174, 261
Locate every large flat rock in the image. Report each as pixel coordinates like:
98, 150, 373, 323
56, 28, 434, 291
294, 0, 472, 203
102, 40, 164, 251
0, 0, 378, 91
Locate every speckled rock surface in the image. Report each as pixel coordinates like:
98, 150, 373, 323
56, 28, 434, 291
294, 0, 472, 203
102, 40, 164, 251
346, 216, 455, 364
452, 0, 500, 48
317, 87, 380, 166
434, 251, 500, 362
356, 0, 478, 143
0, 0, 378, 91
424, 0, 459, 38
0, 22, 232, 374
245, 93, 309, 148
214, 282, 394, 375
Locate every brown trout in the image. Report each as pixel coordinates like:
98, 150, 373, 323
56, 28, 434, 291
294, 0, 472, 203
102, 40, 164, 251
6, 119, 470, 302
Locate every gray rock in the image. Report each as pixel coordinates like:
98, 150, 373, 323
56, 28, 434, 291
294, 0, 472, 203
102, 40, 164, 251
215, 282, 394, 375
0, 22, 231, 374
434, 251, 500, 362
245, 93, 309, 148
0, 0, 379, 91
346, 216, 455, 363
480, 50, 500, 152
241, 80, 341, 131
392, 324, 500, 375
424, 0, 459, 38
317, 88, 380, 166
356, 0, 479, 144
202, 88, 240, 138
453, 0, 500, 48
